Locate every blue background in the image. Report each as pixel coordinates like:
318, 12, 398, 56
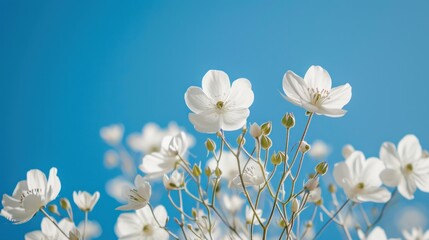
1, 1, 429, 239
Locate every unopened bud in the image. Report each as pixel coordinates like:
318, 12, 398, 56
48, 204, 60, 216
215, 167, 222, 178
205, 139, 216, 152
304, 177, 319, 191
315, 162, 329, 175
60, 198, 71, 210
204, 167, 212, 176
279, 219, 287, 228
187, 224, 193, 230
261, 122, 272, 135
282, 113, 295, 129
279, 152, 287, 162
192, 164, 202, 177
291, 198, 300, 213
250, 123, 262, 138
328, 184, 336, 193
271, 152, 282, 165
261, 135, 272, 149
192, 208, 197, 218
305, 221, 313, 228
299, 141, 311, 153
237, 135, 246, 145
342, 144, 355, 159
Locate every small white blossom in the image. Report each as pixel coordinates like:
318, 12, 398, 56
1, 168, 61, 224
358, 226, 388, 240
307, 187, 322, 204
103, 150, 119, 168
185, 70, 254, 133
222, 195, 244, 214
25, 218, 76, 240
163, 170, 185, 190
333, 151, 391, 203
402, 227, 429, 240
207, 151, 241, 182
245, 206, 266, 225
100, 124, 124, 145
140, 131, 189, 178
282, 65, 352, 117
309, 140, 331, 160
231, 161, 267, 188
115, 205, 169, 240
105, 177, 133, 203
116, 175, 151, 211
72, 191, 100, 212
77, 220, 102, 240
379, 134, 429, 200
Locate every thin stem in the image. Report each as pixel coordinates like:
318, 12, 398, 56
40, 208, 69, 239
83, 211, 88, 240
365, 188, 397, 234
148, 204, 180, 240
313, 199, 350, 240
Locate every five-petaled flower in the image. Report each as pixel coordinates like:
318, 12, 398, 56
185, 70, 254, 133
116, 175, 151, 211
282, 65, 352, 117
73, 191, 100, 212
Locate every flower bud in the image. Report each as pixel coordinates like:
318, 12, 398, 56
261, 122, 272, 135
279, 151, 287, 162
342, 144, 355, 159
299, 141, 311, 153
315, 162, 328, 175
205, 139, 216, 152
215, 167, 222, 178
69, 229, 81, 240
60, 198, 71, 210
205, 167, 212, 176
250, 123, 262, 138
305, 221, 313, 228
237, 135, 246, 145
192, 208, 197, 218
187, 224, 193, 230
328, 184, 336, 193
282, 113, 295, 129
271, 152, 282, 165
304, 177, 319, 191
192, 164, 202, 177
261, 135, 272, 149
291, 198, 300, 213
48, 204, 60, 216
279, 219, 287, 228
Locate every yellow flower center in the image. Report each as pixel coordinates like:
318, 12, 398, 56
216, 101, 224, 110
308, 88, 329, 106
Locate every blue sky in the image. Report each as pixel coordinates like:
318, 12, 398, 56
1, 1, 429, 239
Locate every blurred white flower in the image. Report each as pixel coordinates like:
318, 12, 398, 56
245, 206, 265, 225
403, 227, 429, 240
307, 187, 322, 204
395, 206, 427, 231
105, 177, 133, 203
140, 131, 189, 178
163, 170, 185, 190
127, 122, 194, 154
342, 144, 355, 159
379, 134, 429, 200
282, 65, 352, 117
115, 205, 169, 240
103, 150, 119, 168
185, 70, 254, 133
309, 140, 331, 160
25, 217, 75, 240
333, 151, 391, 203
207, 151, 245, 182
231, 161, 267, 188
78, 220, 102, 240
73, 191, 100, 212
222, 194, 244, 214
358, 226, 388, 240
116, 175, 151, 211
100, 124, 124, 145
1, 168, 61, 223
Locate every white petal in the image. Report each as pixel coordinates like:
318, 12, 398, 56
361, 157, 384, 186
414, 173, 429, 192
202, 70, 230, 101
358, 186, 391, 203
26, 169, 47, 193
25, 231, 46, 240
380, 142, 401, 168
398, 135, 422, 163
221, 108, 249, 131
322, 83, 352, 109
189, 111, 221, 133
398, 176, 416, 200
367, 227, 388, 240
333, 162, 351, 187
225, 78, 254, 109
282, 70, 309, 103
115, 213, 142, 237
12, 180, 28, 198
346, 151, 365, 179
46, 168, 61, 202
184, 87, 215, 113
153, 205, 168, 226
316, 106, 347, 117
414, 158, 429, 174
303, 66, 332, 90
380, 168, 401, 187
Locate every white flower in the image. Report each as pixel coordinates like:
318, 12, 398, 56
103, 150, 119, 168
358, 226, 388, 240
185, 70, 254, 133
116, 175, 151, 211
222, 195, 244, 214
249, 123, 262, 138
100, 124, 124, 145
282, 65, 352, 117
207, 151, 241, 181
245, 206, 266, 225
73, 191, 100, 212
163, 170, 185, 190
77, 220, 102, 240
140, 131, 189, 178
342, 144, 355, 159
231, 161, 267, 188
379, 134, 429, 200
1, 168, 61, 224
309, 140, 331, 160
127, 122, 194, 154
25, 217, 76, 240
403, 227, 429, 240
333, 151, 391, 203
105, 177, 133, 203
307, 187, 322, 204
115, 205, 169, 240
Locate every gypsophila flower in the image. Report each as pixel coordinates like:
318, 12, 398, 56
185, 70, 254, 133
140, 131, 189, 178
100, 124, 124, 146
115, 205, 169, 240
24, 217, 75, 240
379, 134, 429, 200
72, 191, 100, 212
1, 168, 61, 224
116, 175, 151, 211
282, 65, 352, 117
333, 151, 391, 203
163, 170, 185, 190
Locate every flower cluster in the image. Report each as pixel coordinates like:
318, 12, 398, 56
2, 66, 429, 240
